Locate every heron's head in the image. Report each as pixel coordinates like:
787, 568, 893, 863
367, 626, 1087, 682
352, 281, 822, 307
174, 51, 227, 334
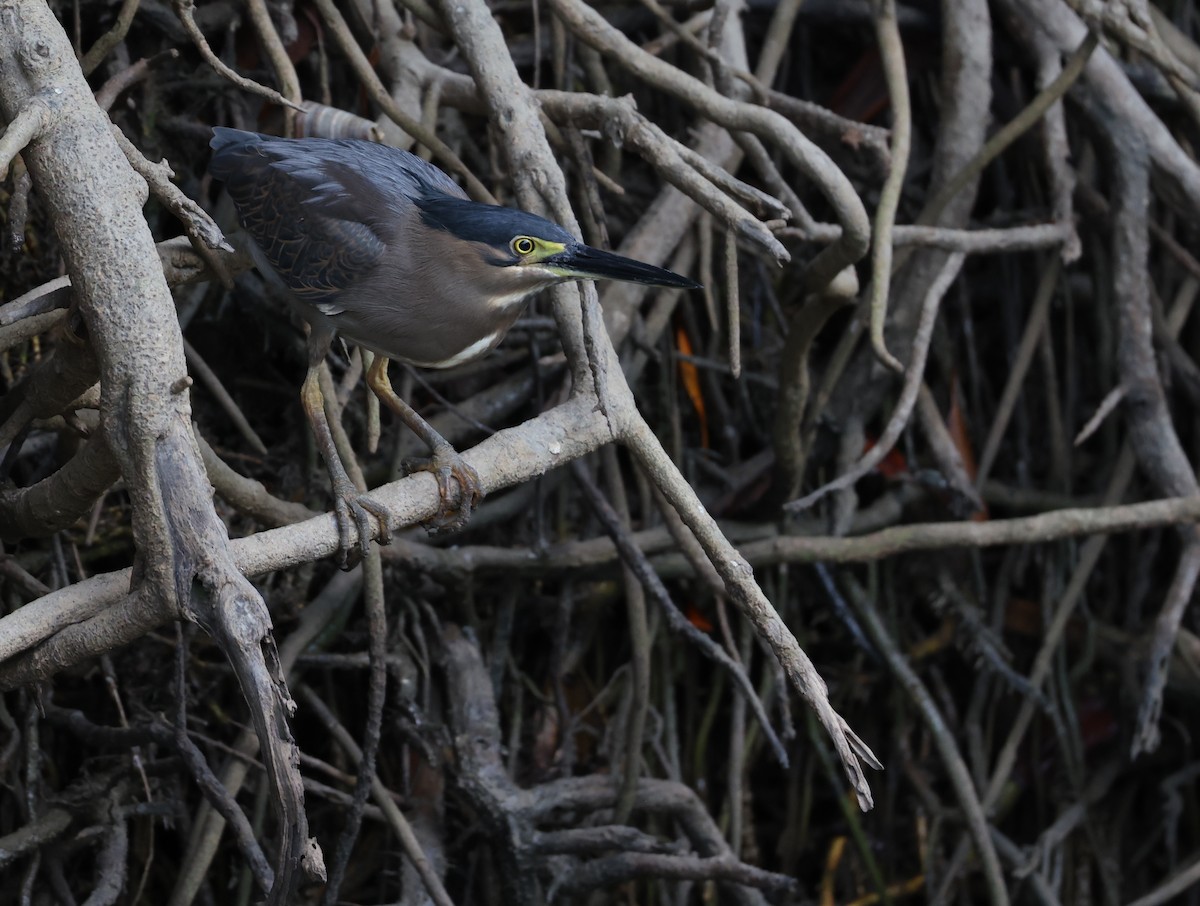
414, 197, 700, 307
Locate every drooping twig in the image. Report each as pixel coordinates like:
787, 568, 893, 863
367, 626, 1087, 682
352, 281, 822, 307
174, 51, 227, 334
866, 0, 913, 373
786, 252, 966, 512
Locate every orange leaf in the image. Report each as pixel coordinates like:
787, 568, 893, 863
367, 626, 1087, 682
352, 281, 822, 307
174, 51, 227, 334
675, 326, 709, 449
946, 377, 977, 480
947, 376, 989, 521
862, 433, 909, 479
684, 602, 713, 633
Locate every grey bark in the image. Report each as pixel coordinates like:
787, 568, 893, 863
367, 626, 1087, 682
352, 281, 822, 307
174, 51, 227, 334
0, 2, 322, 900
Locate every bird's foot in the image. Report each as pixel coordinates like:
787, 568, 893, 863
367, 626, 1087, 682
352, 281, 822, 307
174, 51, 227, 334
402, 445, 483, 533
330, 477, 393, 569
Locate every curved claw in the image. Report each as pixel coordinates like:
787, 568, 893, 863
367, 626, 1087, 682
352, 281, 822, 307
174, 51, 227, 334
330, 478, 393, 569
402, 445, 483, 533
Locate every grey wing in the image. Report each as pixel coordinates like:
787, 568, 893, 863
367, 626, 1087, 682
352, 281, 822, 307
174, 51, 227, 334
266, 139, 469, 229
213, 140, 386, 310
211, 132, 470, 309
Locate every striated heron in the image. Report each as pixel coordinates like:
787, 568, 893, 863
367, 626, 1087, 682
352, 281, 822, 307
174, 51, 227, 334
209, 127, 699, 562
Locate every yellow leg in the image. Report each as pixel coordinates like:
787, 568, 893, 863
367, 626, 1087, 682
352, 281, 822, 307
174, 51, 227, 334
366, 355, 483, 531
301, 330, 392, 565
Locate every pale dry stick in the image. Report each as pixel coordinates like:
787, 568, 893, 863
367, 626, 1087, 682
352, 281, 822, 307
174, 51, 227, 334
801, 15, 1076, 492
380, 493, 1200, 570
842, 573, 1009, 906
729, 129, 814, 240
754, 0, 804, 84
171, 0, 301, 112
0, 306, 59, 355
0, 99, 46, 177
0, 394, 614, 682
624, 414, 880, 808
724, 229, 741, 377
6, 160, 30, 249
309, 0, 494, 203
830, 413, 865, 536
361, 349, 383, 454
1166, 276, 1199, 335
195, 432, 318, 527
648, 481, 723, 594
697, 213, 718, 331
725, 619, 751, 856
243, 0, 303, 134
789, 0, 990, 510
418, 75, 443, 162
1149, 4, 1200, 74
633, 0, 765, 100
333, 344, 365, 412
787, 222, 1075, 252
648, 0, 768, 100
545, 0, 870, 295
1001, 0, 1200, 221
974, 256, 1061, 489
916, 28, 1098, 239
9, 481, 1200, 679
110, 126, 234, 285
533, 91, 788, 263
1107, 143, 1199, 505
348, 0, 426, 152
0, 274, 69, 323
433, 0, 877, 805
90, 810, 130, 904
95, 50, 173, 111
1074, 384, 1125, 446
298, 685, 454, 906
0, 308, 61, 354
772, 284, 859, 501
562, 124, 610, 247
667, 136, 791, 220
1099, 128, 1200, 756
0, 430, 118, 541
641, 7, 710, 56
785, 252, 966, 513
1028, 22, 1083, 262
867, 0, 913, 374
1064, 0, 1200, 128
80, 0, 140, 76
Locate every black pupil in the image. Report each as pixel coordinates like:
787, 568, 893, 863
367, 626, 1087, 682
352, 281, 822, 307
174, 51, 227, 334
517, 239, 532, 253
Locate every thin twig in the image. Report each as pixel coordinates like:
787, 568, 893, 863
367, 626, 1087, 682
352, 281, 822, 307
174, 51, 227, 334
867, 0, 913, 373
786, 252, 966, 512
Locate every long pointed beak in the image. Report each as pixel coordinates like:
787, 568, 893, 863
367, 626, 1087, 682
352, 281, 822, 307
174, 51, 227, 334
549, 244, 701, 289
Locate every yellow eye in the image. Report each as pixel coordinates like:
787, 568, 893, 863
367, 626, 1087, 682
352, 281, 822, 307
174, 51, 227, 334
512, 236, 536, 255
